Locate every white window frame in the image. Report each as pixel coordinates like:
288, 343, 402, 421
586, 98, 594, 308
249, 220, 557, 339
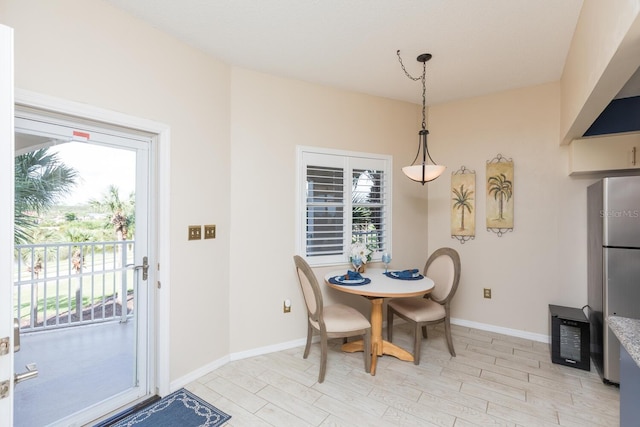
296, 145, 392, 266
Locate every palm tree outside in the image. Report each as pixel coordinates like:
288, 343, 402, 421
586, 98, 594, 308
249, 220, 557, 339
89, 185, 135, 241
14, 145, 136, 328
14, 148, 79, 244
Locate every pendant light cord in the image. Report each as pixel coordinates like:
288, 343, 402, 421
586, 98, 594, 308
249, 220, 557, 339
396, 50, 427, 130
397, 50, 429, 164
396, 50, 422, 82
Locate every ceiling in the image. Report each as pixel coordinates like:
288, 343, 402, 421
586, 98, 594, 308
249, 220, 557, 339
104, 0, 588, 106
617, 67, 640, 99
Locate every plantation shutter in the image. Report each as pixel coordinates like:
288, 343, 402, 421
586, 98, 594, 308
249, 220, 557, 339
352, 168, 387, 252
305, 160, 345, 258
298, 148, 391, 266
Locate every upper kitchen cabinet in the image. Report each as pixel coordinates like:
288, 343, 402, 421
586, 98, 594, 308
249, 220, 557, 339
569, 132, 640, 175
569, 69, 640, 176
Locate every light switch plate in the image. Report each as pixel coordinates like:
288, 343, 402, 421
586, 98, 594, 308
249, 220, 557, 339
188, 225, 201, 240
204, 225, 216, 239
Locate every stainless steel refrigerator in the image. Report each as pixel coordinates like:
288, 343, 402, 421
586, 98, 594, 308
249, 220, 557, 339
588, 176, 640, 384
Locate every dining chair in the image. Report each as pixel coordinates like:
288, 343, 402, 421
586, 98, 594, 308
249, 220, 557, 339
386, 247, 461, 365
293, 255, 371, 383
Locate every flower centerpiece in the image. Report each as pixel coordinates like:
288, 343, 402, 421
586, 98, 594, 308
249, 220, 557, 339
350, 241, 374, 272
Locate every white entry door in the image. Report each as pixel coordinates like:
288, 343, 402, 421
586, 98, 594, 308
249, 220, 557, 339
0, 22, 15, 425
12, 110, 155, 426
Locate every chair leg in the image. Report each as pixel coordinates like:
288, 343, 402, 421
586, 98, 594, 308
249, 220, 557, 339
444, 317, 456, 357
421, 325, 428, 339
387, 307, 394, 342
363, 329, 372, 373
413, 322, 422, 365
303, 322, 313, 359
319, 333, 328, 383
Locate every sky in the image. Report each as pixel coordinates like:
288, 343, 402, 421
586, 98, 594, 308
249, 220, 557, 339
49, 142, 136, 206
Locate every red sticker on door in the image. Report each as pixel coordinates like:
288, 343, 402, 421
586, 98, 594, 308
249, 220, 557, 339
73, 130, 90, 140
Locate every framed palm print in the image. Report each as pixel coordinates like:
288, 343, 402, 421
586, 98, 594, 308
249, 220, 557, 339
486, 154, 513, 236
451, 166, 475, 244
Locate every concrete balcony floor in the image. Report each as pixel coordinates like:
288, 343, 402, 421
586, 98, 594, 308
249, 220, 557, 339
14, 321, 134, 427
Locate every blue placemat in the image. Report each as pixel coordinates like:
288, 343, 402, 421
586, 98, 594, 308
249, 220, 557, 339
328, 275, 371, 286
384, 270, 424, 280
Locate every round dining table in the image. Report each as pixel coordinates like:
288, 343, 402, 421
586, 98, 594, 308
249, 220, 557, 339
324, 267, 434, 375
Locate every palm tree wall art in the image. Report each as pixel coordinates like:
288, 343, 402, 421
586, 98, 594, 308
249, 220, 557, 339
451, 166, 475, 243
486, 154, 514, 235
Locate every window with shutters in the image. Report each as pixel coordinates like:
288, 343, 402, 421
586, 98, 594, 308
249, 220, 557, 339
297, 146, 392, 266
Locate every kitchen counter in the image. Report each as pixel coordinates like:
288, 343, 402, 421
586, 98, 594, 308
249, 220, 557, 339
608, 316, 640, 367
608, 315, 640, 427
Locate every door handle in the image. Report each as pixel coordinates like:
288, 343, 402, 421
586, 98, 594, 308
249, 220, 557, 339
127, 256, 149, 281
15, 363, 38, 386
14, 318, 20, 353
140, 256, 148, 281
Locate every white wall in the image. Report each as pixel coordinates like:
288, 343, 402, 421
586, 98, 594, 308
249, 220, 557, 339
0, 0, 430, 380
3, 0, 637, 385
0, 0, 232, 381
427, 82, 598, 336
228, 67, 429, 353
561, 0, 640, 143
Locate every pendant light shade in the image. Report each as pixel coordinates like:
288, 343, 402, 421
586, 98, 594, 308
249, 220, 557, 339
397, 51, 445, 185
402, 164, 446, 183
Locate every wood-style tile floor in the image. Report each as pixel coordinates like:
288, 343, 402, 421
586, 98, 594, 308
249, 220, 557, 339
186, 323, 620, 426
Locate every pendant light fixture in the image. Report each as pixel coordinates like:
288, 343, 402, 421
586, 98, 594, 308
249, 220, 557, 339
397, 50, 445, 184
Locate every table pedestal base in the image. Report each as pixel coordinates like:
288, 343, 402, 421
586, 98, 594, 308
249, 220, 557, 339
341, 339, 414, 375
341, 298, 413, 375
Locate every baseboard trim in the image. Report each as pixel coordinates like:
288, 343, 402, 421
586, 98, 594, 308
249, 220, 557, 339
229, 337, 310, 361
171, 320, 549, 389
169, 354, 230, 391
169, 338, 309, 391
451, 317, 550, 343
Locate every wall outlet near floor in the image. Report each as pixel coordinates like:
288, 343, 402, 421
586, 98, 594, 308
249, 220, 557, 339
283, 299, 291, 313
483, 288, 492, 299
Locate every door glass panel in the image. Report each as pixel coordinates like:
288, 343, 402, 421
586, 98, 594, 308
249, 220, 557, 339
13, 114, 151, 426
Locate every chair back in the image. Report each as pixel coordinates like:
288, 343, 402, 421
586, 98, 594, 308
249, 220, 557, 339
293, 255, 324, 323
424, 247, 461, 304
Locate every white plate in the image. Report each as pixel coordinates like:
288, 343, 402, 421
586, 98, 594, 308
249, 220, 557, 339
334, 276, 365, 284
390, 271, 420, 278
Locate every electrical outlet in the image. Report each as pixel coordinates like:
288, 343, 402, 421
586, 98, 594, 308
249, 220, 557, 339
483, 288, 492, 299
283, 299, 291, 313
204, 224, 216, 239
188, 225, 201, 240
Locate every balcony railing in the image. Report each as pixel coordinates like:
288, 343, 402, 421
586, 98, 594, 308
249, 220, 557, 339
14, 240, 136, 332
